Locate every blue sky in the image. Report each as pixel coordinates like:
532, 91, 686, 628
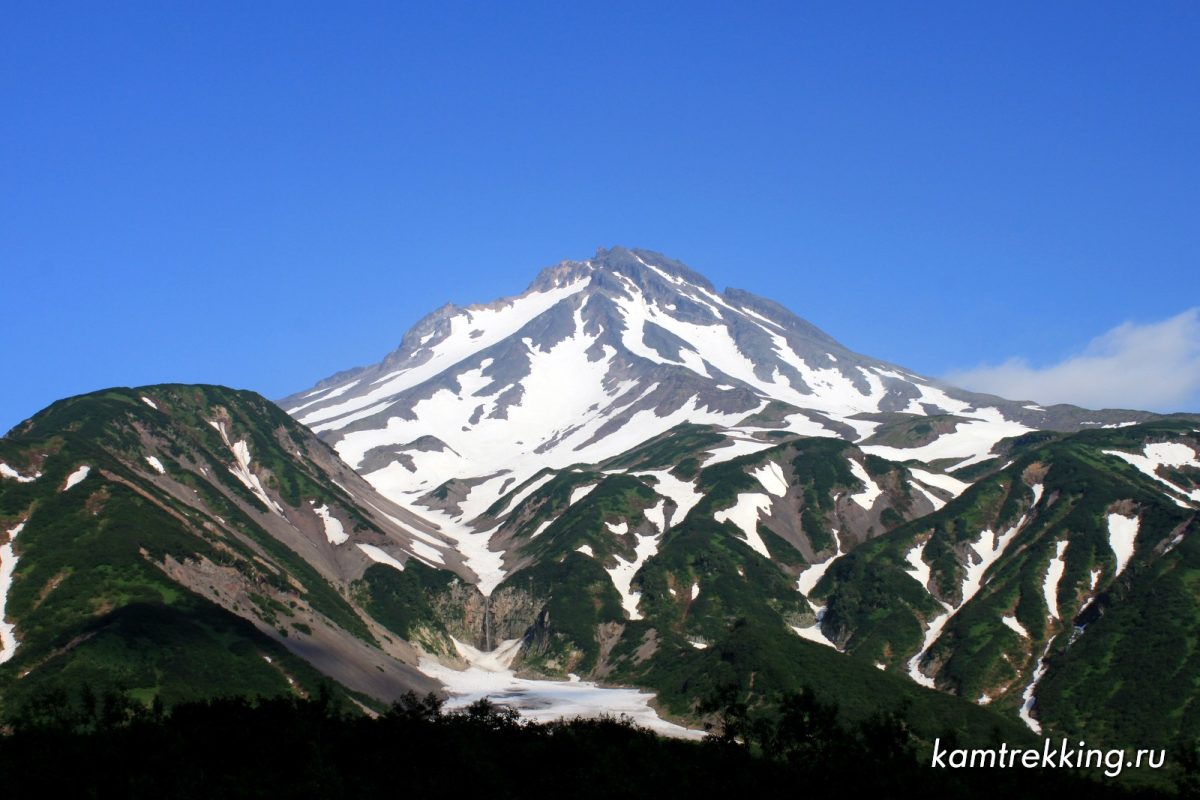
3, 2, 1198, 432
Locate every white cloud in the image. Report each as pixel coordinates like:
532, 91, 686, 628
945, 309, 1200, 413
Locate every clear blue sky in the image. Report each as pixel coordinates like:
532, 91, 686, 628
3, 1, 1198, 432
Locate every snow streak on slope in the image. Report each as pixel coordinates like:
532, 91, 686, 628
144, 455, 166, 474
569, 484, 597, 506
701, 436, 779, 466
638, 471, 704, 527
409, 505, 505, 596
611, 269, 895, 421
905, 540, 934, 593
1107, 513, 1139, 576
0, 521, 27, 664
713, 493, 773, 559
790, 613, 839, 650
910, 482, 946, 511
604, 501, 666, 620
796, 529, 843, 597
751, 461, 788, 497
1001, 615, 1029, 639
313, 504, 348, 545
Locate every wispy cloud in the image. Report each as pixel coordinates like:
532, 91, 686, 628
945, 309, 1200, 412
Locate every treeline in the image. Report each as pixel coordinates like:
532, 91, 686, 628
0, 685, 1188, 799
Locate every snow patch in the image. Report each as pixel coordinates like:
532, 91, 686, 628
140, 396, 158, 410
0, 464, 38, 483
356, 543, 406, 573
1019, 642, 1054, 733
569, 484, 597, 506
207, 421, 284, 515
398, 503, 506, 596
418, 637, 702, 739
313, 504, 348, 545
1001, 615, 1029, 639
576, 544, 594, 557
144, 456, 166, 475
63, 465, 91, 491
1103, 443, 1200, 506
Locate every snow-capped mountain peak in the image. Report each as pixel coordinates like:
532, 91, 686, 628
282, 247, 1140, 541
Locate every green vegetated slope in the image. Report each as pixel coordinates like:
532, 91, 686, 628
815, 421, 1200, 746
476, 426, 1035, 744
5, 387, 1199, 756
0, 385, 456, 722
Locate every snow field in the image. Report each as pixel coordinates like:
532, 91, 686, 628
1001, 615, 1029, 639
0, 521, 27, 664
417, 636, 703, 739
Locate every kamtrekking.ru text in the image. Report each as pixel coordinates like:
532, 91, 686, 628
930, 738, 1165, 778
